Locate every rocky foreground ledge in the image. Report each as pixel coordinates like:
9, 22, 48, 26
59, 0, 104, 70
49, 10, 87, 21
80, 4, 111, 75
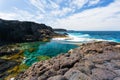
16, 41, 120, 80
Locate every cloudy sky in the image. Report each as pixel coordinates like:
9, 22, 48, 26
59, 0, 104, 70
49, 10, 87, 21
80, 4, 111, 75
0, 0, 120, 30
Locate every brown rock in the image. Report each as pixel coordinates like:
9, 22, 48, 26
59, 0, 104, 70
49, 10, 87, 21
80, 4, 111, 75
64, 69, 91, 80
48, 75, 67, 80
91, 68, 117, 80
114, 77, 120, 80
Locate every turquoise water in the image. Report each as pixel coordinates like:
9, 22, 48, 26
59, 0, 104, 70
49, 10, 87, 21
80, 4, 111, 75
21, 40, 78, 66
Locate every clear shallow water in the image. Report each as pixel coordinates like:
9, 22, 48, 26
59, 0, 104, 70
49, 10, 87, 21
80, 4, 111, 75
21, 41, 78, 66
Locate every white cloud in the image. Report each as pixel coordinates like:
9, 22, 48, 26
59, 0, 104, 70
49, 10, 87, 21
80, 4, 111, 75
89, 0, 100, 5
28, 0, 73, 17
51, 7, 72, 17
28, 0, 102, 18
70, 0, 88, 9
29, 0, 45, 13
0, 13, 16, 20
52, 0, 120, 30
48, 0, 60, 9
29, 0, 60, 13
0, 8, 43, 23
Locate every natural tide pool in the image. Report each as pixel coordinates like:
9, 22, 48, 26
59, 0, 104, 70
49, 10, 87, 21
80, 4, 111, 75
16, 40, 78, 66
0, 40, 78, 80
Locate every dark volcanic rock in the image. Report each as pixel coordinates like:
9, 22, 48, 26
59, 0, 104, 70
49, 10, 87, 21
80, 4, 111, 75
0, 49, 19, 56
0, 19, 55, 45
15, 41, 120, 80
0, 59, 18, 79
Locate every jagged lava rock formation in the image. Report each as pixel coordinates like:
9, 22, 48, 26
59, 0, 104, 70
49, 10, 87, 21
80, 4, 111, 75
16, 41, 120, 80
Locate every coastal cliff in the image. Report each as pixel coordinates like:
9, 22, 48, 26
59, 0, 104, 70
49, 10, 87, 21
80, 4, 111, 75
16, 41, 120, 80
0, 19, 65, 45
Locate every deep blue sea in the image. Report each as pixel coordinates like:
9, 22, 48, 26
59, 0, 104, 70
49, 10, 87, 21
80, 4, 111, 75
20, 31, 120, 66
66, 31, 120, 42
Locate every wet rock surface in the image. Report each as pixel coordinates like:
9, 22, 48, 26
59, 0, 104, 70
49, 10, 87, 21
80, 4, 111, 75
0, 59, 18, 79
0, 48, 23, 80
15, 41, 120, 80
0, 44, 26, 80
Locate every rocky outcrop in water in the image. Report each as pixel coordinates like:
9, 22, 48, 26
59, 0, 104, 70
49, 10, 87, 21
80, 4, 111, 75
16, 41, 120, 80
0, 19, 66, 45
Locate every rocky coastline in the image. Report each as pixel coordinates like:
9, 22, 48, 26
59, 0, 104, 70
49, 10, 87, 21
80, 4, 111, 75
1, 19, 120, 80
15, 41, 120, 80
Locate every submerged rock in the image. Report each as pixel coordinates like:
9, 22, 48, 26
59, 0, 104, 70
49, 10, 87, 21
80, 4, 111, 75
15, 41, 120, 80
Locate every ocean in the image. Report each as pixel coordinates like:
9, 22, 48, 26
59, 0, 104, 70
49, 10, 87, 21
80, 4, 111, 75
54, 31, 120, 43
21, 31, 120, 66
70, 31, 120, 42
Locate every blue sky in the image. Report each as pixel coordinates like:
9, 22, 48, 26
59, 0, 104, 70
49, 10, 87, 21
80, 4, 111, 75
0, 0, 120, 30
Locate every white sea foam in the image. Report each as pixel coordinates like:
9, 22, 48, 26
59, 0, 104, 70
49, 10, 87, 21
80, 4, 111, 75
10, 78, 14, 80
67, 34, 114, 42
73, 34, 90, 38
52, 33, 115, 44
52, 37, 68, 41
